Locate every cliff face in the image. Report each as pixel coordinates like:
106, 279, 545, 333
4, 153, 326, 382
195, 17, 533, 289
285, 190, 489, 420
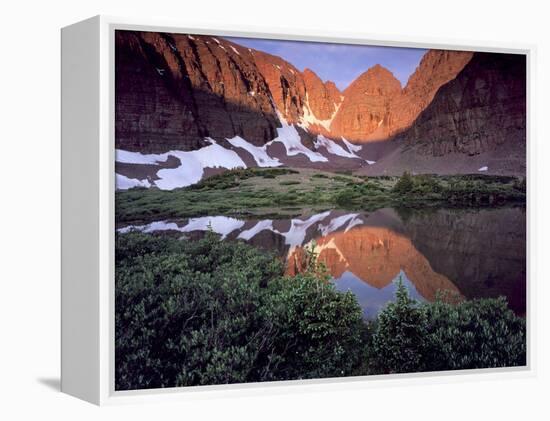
116, 30, 526, 180
250, 49, 307, 125
396, 52, 526, 156
116, 31, 280, 152
330, 65, 402, 141
302, 69, 342, 118
116, 30, 475, 153
329, 51, 472, 142
389, 50, 473, 137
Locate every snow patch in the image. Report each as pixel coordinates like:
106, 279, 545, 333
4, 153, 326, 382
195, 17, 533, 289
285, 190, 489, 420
308, 237, 348, 264
267, 124, 328, 163
187, 35, 195, 40
341, 137, 362, 153
478, 166, 488, 172
229, 45, 240, 56
115, 139, 246, 191
227, 136, 281, 167
212, 37, 220, 44
154, 139, 246, 190
118, 220, 181, 234
314, 135, 361, 159
116, 174, 151, 190
366, 160, 376, 165
299, 93, 340, 131
115, 149, 170, 165
344, 216, 364, 232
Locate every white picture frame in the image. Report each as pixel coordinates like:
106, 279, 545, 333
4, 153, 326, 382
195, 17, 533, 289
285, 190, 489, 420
61, 15, 535, 405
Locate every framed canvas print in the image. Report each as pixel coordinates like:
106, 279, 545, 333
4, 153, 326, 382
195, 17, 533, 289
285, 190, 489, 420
61, 16, 532, 405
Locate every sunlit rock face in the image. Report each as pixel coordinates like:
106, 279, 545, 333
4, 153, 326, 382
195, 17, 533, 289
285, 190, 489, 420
116, 31, 473, 153
115, 31, 280, 152
389, 50, 473, 137
329, 51, 473, 142
330, 65, 402, 142
116, 30, 526, 184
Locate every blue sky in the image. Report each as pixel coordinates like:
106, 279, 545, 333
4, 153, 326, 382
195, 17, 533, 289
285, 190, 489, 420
225, 37, 427, 91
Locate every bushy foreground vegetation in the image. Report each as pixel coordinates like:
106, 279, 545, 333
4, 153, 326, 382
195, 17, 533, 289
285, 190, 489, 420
116, 168, 526, 223
116, 232, 526, 390
116, 232, 365, 390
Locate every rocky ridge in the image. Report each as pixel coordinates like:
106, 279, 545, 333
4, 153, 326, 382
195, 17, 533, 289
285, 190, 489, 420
116, 31, 472, 151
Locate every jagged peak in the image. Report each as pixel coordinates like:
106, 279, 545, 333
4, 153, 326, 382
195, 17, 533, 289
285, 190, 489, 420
403, 49, 473, 93
344, 64, 401, 96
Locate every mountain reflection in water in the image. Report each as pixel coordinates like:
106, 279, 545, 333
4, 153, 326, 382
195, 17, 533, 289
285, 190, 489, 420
119, 207, 526, 319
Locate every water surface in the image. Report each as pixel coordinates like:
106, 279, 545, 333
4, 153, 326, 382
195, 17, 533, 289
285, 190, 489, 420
119, 206, 526, 319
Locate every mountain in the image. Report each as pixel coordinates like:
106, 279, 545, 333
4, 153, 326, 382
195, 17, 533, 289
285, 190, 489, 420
389, 50, 474, 137
116, 31, 280, 152
330, 65, 402, 141
359, 52, 527, 176
397, 52, 526, 156
115, 30, 525, 189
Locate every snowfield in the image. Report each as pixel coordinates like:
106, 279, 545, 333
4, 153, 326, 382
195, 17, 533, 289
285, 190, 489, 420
116, 149, 169, 165
226, 136, 282, 167
116, 138, 246, 190
116, 119, 375, 191
179, 216, 245, 239
314, 135, 361, 159
319, 213, 361, 236
341, 137, 362, 153
116, 174, 152, 189
155, 139, 246, 189
299, 94, 341, 132
267, 123, 328, 163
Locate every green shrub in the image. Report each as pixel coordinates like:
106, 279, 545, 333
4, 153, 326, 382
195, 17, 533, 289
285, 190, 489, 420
423, 296, 526, 370
115, 232, 282, 390
115, 232, 366, 389
263, 272, 366, 380
333, 189, 357, 207
367, 279, 526, 374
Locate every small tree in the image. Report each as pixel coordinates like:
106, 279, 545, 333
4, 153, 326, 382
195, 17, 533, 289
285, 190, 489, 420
393, 171, 414, 194
368, 277, 428, 374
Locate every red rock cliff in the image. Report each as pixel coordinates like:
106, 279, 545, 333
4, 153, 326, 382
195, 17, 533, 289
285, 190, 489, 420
396, 52, 526, 156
